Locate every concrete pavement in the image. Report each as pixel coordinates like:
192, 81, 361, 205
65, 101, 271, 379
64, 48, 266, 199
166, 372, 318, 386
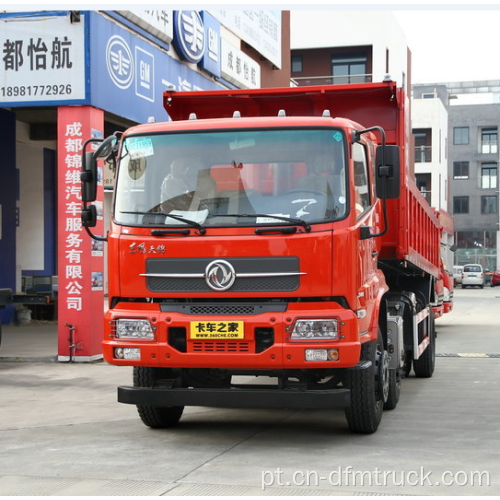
1, 321, 58, 362
0, 287, 499, 495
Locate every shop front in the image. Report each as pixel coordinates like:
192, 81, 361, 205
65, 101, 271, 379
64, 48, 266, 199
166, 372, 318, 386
1, 10, 275, 360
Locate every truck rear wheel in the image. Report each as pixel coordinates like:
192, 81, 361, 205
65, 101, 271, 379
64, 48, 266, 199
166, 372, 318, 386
133, 367, 184, 429
413, 308, 436, 378
344, 332, 386, 434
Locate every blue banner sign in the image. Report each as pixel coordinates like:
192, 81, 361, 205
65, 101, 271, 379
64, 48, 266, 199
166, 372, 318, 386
200, 12, 221, 78
90, 12, 224, 124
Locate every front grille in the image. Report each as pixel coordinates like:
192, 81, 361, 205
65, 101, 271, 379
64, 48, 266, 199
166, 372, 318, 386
190, 305, 256, 315
146, 257, 300, 293
160, 302, 287, 315
191, 342, 251, 353
149, 276, 298, 293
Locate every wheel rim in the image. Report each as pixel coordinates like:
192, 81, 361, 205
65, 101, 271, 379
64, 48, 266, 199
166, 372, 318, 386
375, 346, 390, 403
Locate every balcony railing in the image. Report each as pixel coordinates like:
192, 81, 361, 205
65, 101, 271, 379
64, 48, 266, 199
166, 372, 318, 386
415, 146, 432, 163
291, 74, 373, 87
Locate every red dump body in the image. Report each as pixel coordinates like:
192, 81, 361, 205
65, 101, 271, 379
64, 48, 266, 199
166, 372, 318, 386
164, 82, 441, 277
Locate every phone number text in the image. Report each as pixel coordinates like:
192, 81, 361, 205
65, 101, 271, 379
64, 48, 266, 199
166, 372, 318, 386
1, 84, 73, 98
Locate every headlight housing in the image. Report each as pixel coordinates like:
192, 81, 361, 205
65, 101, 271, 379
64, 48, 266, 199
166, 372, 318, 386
289, 318, 339, 341
443, 287, 450, 301
114, 319, 155, 340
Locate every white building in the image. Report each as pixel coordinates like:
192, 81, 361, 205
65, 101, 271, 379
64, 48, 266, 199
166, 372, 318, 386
412, 95, 449, 211
291, 11, 410, 91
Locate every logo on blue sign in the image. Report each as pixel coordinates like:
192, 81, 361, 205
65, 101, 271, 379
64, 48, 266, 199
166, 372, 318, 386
106, 35, 134, 89
135, 47, 154, 102
200, 11, 221, 78
173, 11, 205, 64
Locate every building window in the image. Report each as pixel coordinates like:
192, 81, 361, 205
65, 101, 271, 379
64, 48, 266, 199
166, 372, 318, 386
415, 173, 431, 204
453, 196, 469, 214
453, 161, 469, 179
481, 195, 498, 214
480, 127, 498, 154
291, 55, 303, 73
481, 163, 498, 189
453, 127, 469, 145
413, 128, 432, 163
455, 231, 497, 249
332, 53, 368, 85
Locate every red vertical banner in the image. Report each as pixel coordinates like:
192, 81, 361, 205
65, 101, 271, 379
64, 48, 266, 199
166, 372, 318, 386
57, 106, 104, 362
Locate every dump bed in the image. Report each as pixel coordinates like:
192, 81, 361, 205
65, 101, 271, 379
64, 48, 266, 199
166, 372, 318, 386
163, 81, 440, 278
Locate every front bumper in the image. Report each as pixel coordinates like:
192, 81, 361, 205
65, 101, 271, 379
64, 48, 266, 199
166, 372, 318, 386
117, 361, 373, 409
118, 385, 352, 409
118, 387, 351, 408
103, 302, 363, 370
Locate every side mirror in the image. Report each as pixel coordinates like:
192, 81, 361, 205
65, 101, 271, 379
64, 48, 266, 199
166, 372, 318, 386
80, 136, 118, 203
95, 135, 117, 159
81, 151, 97, 202
375, 145, 400, 199
81, 204, 97, 228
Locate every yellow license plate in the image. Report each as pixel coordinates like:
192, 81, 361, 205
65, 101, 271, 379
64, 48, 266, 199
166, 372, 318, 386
190, 321, 244, 339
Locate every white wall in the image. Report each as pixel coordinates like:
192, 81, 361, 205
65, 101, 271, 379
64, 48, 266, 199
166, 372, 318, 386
15, 121, 56, 289
412, 98, 449, 210
291, 11, 409, 88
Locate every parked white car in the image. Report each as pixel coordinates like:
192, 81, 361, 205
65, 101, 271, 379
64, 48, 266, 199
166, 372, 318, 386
453, 266, 464, 285
461, 264, 484, 289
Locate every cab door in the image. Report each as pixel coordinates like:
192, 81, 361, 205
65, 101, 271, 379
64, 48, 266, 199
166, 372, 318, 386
352, 141, 380, 335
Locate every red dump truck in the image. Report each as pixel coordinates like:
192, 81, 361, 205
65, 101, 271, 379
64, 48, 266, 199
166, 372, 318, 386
81, 80, 441, 434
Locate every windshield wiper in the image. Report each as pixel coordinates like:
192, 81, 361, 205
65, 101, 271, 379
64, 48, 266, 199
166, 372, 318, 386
120, 211, 206, 235
212, 213, 311, 232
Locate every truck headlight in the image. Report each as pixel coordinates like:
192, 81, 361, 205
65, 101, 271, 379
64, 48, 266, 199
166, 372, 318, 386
290, 318, 339, 341
443, 287, 450, 301
115, 319, 154, 340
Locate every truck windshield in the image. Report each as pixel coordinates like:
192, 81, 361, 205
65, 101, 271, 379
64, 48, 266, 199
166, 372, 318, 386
114, 128, 347, 228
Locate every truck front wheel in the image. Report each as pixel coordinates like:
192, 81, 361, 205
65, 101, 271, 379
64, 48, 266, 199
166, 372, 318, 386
344, 332, 386, 434
133, 367, 184, 428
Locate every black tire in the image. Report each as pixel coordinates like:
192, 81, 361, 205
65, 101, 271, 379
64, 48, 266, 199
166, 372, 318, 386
384, 368, 401, 410
133, 367, 184, 429
413, 308, 436, 378
344, 332, 386, 434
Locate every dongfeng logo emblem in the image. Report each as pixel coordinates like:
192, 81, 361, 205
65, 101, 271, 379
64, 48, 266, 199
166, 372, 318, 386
205, 260, 236, 291
106, 35, 134, 89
